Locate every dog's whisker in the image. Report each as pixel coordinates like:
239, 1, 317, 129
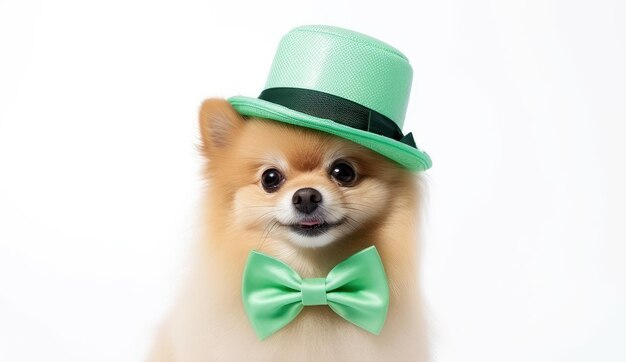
258, 220, 280, 250
252, 212, 276, 225
257, 222, 274, 249
343, 216, 365, 234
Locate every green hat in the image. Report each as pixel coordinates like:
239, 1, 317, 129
228, 25, 432, 171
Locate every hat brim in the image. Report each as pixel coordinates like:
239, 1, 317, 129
228, 95, 432, 171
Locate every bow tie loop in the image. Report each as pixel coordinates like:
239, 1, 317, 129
242, 246, 389, 340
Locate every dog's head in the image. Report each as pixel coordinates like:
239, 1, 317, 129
199, 99, 415, 249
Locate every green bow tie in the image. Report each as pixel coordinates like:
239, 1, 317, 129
241, 246, 389, 340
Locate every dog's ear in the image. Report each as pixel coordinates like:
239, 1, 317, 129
198, 98, 245, 156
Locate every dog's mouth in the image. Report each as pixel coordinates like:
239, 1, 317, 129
289, 218, 342, 237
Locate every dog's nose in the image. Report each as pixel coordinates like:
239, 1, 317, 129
292, 188, 322, 214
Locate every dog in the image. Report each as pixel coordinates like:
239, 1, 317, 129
146, 98, 429, 361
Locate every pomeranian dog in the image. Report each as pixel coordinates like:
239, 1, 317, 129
146, 99, 428, 361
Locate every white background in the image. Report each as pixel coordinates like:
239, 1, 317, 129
1, 0, 625, 361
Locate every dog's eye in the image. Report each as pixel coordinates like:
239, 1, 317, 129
261, 168, 284, 192
330, 161, 357, 186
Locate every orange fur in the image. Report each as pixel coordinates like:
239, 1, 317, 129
147, 99, 429, 361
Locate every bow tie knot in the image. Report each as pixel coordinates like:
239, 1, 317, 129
241, 246, 389, 340
301, 278, 327, 306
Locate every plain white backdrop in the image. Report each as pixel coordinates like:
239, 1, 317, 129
1, 0, 625, 361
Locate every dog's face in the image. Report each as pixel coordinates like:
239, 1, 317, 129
200, 99, 411, 249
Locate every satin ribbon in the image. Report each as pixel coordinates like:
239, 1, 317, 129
241, 246, 389, 340
258, 88, 418, 148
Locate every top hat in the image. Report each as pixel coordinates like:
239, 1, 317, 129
228, 25, 432, 171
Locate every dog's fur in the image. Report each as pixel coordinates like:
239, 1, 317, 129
147, 99, 428, 361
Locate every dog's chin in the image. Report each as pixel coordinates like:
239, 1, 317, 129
277, 223, 345, 248
286, 231, 339, 248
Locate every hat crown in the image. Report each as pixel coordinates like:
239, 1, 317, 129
264, 25, 413, 128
